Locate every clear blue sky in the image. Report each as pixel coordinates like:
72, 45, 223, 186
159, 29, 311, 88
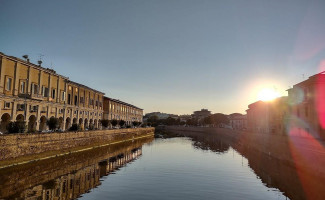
1, 0, 325, 115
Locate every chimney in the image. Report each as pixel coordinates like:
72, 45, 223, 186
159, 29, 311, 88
38, 60, 42, 66
22, 55, 29, 63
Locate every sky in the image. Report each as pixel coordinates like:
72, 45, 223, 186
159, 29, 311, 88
1, 0, 325, 115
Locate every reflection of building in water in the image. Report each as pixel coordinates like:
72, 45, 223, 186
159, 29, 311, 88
15, 148, 142, 200
190, 134, 230, 153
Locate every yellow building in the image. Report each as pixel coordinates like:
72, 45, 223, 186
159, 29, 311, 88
103, 97, 143, 126
0, 52, 104, 133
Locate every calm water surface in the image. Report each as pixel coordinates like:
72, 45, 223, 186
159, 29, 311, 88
80, 137, 288, 200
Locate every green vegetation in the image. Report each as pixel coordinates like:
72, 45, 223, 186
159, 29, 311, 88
69, 123, 80, 131
101, 119, 110, 128
111, 119, 118, 127
47, 117, 59, 131
7, 121, 26, 133
119, 120, 126, 127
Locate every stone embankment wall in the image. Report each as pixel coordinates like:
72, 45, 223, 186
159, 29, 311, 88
0, 127, 154, 161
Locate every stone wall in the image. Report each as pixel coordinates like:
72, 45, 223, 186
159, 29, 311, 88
0, 127, 154, 160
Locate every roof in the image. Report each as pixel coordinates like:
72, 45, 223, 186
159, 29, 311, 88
0, 52, 69, 79
0, 52, 105, 95
67, 80, 105, 95
104, 96, 143, 110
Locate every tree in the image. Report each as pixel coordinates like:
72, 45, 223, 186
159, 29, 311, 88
119, 120, 126, 127
101, 119, 110, 128
147, 115, 159, 126
111, 119, 118, 127
207, 113, 230, 126
132, 121, 138, 127
166, 117, 176, 125
186, 118, 198, 126
7, 121, 26, 133
69, 123, 80, 131
47, 118, 59, 131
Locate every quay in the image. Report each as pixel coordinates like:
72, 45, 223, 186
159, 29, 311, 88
0, 127, 154, 168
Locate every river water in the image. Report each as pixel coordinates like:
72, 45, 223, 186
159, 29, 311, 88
0, 136, 293, 200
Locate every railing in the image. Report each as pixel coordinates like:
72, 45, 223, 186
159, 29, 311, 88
18, 93, 46, 101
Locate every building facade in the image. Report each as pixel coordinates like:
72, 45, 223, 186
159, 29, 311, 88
246, 97, 289, 134
229, 113, 247, 130
103, 97, 143, 125
287, 72, 325, 139
0, 52, 104, 133
191, 109, 211, 120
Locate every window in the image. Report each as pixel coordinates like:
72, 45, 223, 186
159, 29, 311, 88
42, 86, 49, 97
52, 89, 56, 99
61, 91, 66, 101
74, 95, 78, 105
20, 81, 26, 93
4, 102, 11, 109
59, 109, 64, 114
80, 97, 84, 103
31, 83, 39, 95
17, 104, 25, 111
305, 106, 308, 117
6, 77, 12, 91
68, 94, 71, 104
30, 105, 38, 112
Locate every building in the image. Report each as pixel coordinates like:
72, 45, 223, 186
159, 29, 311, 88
103, 97, 143, 125
191, 109, 211, 120
0, 52, 104, 133
143, 112, 172, 121
229, 113, 247, 130
246, 97, 289, 134
287, 72, 325, 139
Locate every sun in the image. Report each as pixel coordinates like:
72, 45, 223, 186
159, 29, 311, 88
257, 88, 280, 101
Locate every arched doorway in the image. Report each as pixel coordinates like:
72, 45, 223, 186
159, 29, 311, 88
94, 119, 98, 129
98, 119, 102, 130
16, 114, 24, 122
79, 118, 84, 130
39, 116, 47, 132
28, 115, 37, 133
65, 117, 71, 130
89, 119, 93, 130
16, 114, 26, 133
58, 117, 64, 130
73, 118, 77, 124
84, 118, 88, 130
0, 113, 11, 133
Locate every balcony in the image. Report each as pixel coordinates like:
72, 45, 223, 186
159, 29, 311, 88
18, 93, 46, 101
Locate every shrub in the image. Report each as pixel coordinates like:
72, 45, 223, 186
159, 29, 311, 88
119, 120, 126, 127
111, 119, 118, 127
7, 121, 26, 133
47, 118, 59, 131
101, 119, 110, 128
69, 123, 80, 131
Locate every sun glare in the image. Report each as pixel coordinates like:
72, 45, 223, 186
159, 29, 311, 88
257, 88, 280, 101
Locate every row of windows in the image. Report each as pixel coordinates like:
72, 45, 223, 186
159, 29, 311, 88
4, 77, 102, 107
109, 103, 141, 115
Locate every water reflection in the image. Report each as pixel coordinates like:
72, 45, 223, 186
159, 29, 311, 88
0, 137, 153, 200
186, 132, 324, 200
